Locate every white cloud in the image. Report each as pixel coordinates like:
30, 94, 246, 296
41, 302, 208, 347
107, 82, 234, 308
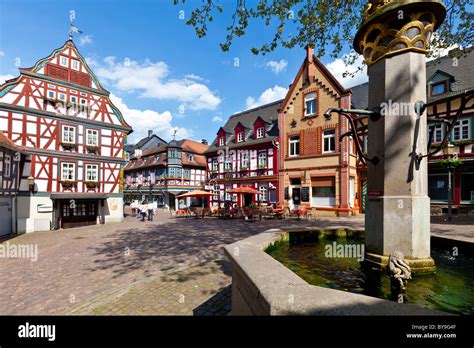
326, 54, 368, 88
110, 94, 193, 143
265, 59, 288, 74
89, 57, 220, 111
246, 85, 288, 109
0, 51, 5, 57
0, 74, 15, 85
427, 33, 459, 61
79, 35, 93, 46
212, 116, 223, 123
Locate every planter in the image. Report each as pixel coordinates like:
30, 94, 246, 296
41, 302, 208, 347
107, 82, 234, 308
85, 181, 99, 189
86, 145, 100, 154
60, 142, 77, 151
60, 180, 77, 188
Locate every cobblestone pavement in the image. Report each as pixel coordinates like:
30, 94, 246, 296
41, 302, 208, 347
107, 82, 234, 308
0, 211, 471, 315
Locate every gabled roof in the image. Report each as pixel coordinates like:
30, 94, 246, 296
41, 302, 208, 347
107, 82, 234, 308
0, 39, 133, 132
20, 39, 108, 93
206, 100, 281, 153
427, 69, 455, 83
136, 133, 167, 149
280, 51, 349, 113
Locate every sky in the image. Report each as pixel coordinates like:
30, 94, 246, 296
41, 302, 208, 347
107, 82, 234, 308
0, 0, 373, 144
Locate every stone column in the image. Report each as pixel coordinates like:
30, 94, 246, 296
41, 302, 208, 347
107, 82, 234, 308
354, 0, 446, 273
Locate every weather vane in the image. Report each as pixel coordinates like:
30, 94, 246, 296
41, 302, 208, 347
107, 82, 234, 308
68, 10, 82, 40
172, 129, 178, 140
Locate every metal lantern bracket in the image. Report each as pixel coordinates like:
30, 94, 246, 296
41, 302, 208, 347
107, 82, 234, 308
324, 107, 380, 166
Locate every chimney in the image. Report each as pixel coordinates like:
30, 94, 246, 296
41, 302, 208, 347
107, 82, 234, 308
306, 43, 314, 63
148, 130, 153, 137
305, 43, 315, 83
201, 139, 208, 145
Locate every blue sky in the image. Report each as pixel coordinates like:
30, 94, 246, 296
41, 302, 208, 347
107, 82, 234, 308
0, 0, 370, 143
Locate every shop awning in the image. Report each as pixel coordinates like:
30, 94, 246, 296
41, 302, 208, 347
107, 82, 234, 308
50, 193, 109, 200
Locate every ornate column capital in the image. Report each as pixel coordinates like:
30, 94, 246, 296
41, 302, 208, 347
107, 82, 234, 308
354, 0, 446, 66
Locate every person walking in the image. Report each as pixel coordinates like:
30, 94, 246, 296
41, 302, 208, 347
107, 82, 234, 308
147, 201, 154, 221
139, 201, 147, 221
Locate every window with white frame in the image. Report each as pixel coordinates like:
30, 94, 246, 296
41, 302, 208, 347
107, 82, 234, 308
256, 127, 265, 139
304, 92, 317, 116
237, 132, 244, 143
47, 90, 55, 100
4, 155, 11, 177
428, 123, 444, 143
70, 96, 77, 105
225, 185, 232, 201
188, 154, 193, 162
289, 136, 300, 157
218, 137, 225, 146
62, 125, 76, 143
258, 152, 267, 168
241, 152, 249, 168
80, 98, 87, 105
61, 162, 75, 181
452, 119, 470, 141
212, 160, 218, 172
71, 59, 80, 71
85, 164, 99, 181
259, 185, 268, 202
225, 156, 232, 171
323, 129, 336, 153
59, 56, 68, 67
86, 129, 99, 146
58, 93, 66, 102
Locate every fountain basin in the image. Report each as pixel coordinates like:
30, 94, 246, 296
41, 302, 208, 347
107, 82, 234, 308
224, 227, 453, 316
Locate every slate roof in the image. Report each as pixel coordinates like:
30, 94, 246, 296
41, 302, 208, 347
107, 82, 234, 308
124, 139, 208, 171
205, 99, 282, 153
351, 48, 474, 109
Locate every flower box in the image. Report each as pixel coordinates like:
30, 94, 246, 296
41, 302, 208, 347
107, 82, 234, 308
60, 142, 77, 150
86, 145, 100, 154
85, 181, 99, 189
60, 180, 77, 188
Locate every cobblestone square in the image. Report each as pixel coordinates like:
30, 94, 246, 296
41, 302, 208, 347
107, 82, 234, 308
0, 211, 470, 315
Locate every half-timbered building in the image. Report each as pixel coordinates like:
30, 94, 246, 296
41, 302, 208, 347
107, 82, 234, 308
205, 101, 280, 207
124, 139, 208, 210
0, 39, 132, 232
278, 46, 358, 216
0, 131, 24, 236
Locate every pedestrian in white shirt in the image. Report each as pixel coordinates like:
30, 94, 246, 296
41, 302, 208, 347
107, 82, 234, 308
147, 201, 154, 221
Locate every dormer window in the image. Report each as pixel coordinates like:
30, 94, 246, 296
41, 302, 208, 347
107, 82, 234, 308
304, 92, 317, 116
431, 81, 447, 96
256, 127, 265, 139
218, 137, 225, 146
155, 155, 160, 161
237, 132, 244, 143
188, 154, 193, 162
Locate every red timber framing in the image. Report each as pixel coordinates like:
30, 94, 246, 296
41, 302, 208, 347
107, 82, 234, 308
0, 39, 132, 197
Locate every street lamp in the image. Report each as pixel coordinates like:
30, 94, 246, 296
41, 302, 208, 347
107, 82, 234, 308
442, 143, 456, 222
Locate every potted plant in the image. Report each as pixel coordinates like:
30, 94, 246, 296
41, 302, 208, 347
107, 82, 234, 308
86, 145, 100, 154
85, 181, 99, 189
60, 180, 77, 188
60, 142, 77, 151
